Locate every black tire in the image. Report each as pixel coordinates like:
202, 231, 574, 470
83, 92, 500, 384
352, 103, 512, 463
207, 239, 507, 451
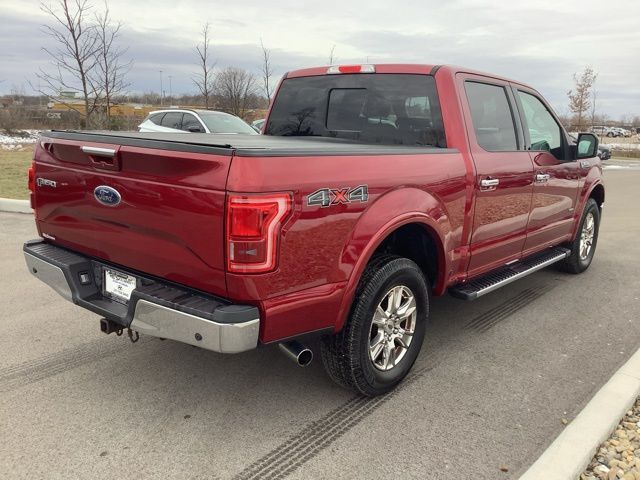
558, 198, 600, 274
320, 255, 429, 396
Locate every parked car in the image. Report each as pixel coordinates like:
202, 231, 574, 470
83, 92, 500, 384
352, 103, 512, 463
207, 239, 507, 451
138, 109, 257, 135
25, 64, 604, 396
613, 127, 632, 137
568, 133, 611, 160
591, 125, 618, 137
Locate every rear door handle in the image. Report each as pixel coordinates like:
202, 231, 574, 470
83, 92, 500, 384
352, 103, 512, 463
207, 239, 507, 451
535, 173, 550, 183
480, 178, 500, 188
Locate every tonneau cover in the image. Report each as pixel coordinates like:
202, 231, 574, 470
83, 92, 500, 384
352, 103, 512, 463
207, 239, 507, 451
45, 130, 455, 157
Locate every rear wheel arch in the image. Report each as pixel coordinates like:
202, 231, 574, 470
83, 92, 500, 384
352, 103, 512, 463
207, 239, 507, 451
335, 217, 447, 333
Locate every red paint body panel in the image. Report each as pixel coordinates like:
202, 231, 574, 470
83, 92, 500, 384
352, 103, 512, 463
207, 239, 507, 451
31, 64, 604, 344
34, 140, 231, 297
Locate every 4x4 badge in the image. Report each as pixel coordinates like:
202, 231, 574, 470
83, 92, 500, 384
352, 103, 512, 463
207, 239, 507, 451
307, 185, 369, 208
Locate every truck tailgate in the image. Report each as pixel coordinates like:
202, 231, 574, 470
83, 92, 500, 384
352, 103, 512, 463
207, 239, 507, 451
33, 134, 232, 298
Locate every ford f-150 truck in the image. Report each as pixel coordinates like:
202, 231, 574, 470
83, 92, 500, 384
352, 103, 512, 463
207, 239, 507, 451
24, 64, 604, 396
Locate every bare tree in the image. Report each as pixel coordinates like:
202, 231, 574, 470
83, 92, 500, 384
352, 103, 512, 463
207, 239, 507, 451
214, 67, 256, 118
91, 2, 131, 128
37, 0, 100, 127
193, 23, 216, 108
328, 44, 336, 65
590, 89, 597, 127
567, 66, 597, 131
260, 38, 274, 101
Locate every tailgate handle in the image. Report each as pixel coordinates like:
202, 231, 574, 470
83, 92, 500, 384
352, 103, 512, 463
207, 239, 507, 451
81, 146, 116, 158
81, 145, 120, 171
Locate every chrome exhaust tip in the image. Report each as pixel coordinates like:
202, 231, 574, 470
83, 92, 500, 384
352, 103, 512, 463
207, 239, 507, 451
278, 340, 313, 367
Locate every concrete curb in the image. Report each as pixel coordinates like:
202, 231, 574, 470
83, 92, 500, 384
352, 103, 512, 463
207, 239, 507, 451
0, 198, 31, 214
519, 347, 640, 480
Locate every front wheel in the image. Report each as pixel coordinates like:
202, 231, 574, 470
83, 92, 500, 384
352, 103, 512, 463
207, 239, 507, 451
320, 256, 429, 396
558, 198, 600, 274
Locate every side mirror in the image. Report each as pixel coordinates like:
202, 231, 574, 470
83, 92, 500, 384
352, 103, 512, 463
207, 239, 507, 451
576, 133, 598, 159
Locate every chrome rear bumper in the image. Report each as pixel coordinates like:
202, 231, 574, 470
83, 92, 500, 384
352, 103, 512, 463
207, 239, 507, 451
24, 240, 260, 354
131, 300, 259, 353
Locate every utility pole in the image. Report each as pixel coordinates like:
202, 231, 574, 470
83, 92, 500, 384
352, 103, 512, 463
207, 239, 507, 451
159, 70, 163, 106
168, 75, 173, 102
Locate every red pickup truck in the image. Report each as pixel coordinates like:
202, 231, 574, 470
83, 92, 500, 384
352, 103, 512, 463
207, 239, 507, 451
24, 64, 604, 396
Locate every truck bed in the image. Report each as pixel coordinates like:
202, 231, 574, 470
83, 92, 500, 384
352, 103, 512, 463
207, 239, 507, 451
45, 130, 455, 157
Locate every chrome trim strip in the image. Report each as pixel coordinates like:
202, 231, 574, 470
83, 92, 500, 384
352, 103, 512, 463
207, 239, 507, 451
81, 146, 116, 157
131, 300, 259, 354
24, 252, 73, 301
474, 251, 569, 298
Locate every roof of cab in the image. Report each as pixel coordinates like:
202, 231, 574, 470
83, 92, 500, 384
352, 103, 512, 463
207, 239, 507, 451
284, 63, 533, 90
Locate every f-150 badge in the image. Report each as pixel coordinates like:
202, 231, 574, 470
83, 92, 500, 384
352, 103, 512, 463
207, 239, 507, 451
307, 185, 369, 208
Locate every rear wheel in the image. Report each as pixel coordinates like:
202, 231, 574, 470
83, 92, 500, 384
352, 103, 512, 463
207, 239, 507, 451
320, 256, 429, 396
559, 198, 600, 274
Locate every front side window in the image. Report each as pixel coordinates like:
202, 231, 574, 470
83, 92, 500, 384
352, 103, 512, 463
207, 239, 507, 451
517, 91, 563, 159
265, 74, 446, 147
465, 82, 518, 151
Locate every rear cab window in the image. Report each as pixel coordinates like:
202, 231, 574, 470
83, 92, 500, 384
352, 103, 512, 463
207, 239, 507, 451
265, 74, 446, 147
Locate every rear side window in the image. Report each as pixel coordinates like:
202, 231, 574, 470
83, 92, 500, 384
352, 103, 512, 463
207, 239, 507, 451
182, 114, 204, 132
149, 113, 165, 125
161, 112, 183, 129
465, 82, 518, 151
266, 74, 446, 147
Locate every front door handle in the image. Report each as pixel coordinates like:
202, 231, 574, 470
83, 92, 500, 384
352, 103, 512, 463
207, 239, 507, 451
535, 173, 550, 183
480, 178, 500, 188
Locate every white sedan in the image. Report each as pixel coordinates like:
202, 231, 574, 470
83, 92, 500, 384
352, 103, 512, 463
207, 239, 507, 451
138, 109, 258, 135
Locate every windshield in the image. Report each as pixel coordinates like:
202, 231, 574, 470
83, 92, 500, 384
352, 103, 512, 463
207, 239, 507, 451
265, 73, 446, 147
199, 112, 257, 134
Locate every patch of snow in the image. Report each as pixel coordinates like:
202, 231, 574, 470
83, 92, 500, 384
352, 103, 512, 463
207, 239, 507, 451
606, 143, 640, 151
0, 130, 41, 150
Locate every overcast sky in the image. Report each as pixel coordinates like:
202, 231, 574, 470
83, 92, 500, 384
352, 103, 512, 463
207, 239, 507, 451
1, 0, 638, 118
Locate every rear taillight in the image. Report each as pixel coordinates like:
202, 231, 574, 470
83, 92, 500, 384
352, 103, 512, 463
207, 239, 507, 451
27, 162, 35, 209
226, 193, 292, 273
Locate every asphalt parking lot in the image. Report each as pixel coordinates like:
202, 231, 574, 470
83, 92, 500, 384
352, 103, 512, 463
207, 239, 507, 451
1, 168, 639, 480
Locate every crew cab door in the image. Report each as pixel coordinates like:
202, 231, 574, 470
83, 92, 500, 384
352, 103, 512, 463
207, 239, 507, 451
458, 75, 534, 277
511, 87, 581, 253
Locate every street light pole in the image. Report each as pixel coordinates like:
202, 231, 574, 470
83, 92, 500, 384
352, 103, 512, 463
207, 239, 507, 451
159, 70, 163, 106
168, 75, 173, 103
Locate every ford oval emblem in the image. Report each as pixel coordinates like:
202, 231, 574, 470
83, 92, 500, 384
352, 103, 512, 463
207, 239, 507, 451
94, 185, 121, 207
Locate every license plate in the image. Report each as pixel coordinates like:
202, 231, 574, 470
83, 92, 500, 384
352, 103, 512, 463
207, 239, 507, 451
103, 268, 137, 304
